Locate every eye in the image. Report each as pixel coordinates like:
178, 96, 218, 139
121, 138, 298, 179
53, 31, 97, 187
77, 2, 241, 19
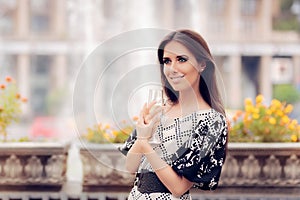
177, 56, 188, 63
163, 58, 171, 65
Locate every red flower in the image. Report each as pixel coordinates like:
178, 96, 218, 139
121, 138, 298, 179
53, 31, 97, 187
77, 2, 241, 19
5, 76, 12, 82
21, 97, 28, 103
0, 84, 5, 89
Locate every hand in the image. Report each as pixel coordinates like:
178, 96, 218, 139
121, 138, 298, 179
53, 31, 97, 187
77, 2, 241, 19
136, 101, 162, 140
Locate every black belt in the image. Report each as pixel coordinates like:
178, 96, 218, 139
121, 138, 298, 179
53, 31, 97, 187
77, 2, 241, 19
134, 172, 189, 195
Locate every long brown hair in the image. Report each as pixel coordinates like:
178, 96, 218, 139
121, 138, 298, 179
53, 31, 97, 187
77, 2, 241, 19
157, 29, 225, 116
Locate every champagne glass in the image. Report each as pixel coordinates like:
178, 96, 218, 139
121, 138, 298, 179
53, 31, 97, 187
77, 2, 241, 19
147, 88, 163, 144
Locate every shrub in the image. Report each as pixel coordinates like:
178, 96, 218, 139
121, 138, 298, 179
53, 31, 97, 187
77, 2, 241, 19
229, 94, 300, 142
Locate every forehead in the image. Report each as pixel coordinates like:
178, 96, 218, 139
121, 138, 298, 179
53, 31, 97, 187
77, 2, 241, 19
163, 41, 193, 57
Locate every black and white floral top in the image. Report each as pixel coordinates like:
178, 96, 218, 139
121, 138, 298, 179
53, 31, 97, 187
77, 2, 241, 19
119, 109, 228, 200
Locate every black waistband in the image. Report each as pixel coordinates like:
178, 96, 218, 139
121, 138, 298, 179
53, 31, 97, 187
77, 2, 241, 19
134, 172, 189, 195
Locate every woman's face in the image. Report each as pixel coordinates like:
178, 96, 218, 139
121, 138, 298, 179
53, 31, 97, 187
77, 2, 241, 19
162, 41, 203, 92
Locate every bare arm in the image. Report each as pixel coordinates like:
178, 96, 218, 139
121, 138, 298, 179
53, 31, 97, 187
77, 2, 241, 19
125, 143, 142, 173
125, 102, 159, 173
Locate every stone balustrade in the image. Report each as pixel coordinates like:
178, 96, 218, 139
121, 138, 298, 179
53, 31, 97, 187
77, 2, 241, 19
0, 142, 299, 199
0, 142, 69, 190
79, 142, 300, 195
220, 143, 300, 189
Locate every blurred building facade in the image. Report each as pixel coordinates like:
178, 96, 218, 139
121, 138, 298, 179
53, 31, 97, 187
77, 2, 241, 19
0, 0, 299, 120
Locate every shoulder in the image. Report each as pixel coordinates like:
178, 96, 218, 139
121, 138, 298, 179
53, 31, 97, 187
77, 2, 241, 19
194, 109, 227, 136
194, 109, 226, 123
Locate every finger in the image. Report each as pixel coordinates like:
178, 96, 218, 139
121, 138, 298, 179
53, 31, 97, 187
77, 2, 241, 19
138, 103, 147, 125
137, 111, 144, 125
150, 105, 163, 118
148, 100, 157, 107
144, 105, 162, 124
147, 101, 157, 111
149, 114, 161, 131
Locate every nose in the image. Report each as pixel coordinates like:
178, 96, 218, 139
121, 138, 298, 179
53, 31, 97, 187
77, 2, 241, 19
170, 62, 179, 73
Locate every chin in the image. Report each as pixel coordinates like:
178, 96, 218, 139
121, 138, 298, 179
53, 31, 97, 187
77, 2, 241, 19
169, 84, 187, 92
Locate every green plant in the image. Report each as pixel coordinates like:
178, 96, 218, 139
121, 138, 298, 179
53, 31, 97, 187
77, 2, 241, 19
0, 76, 27, 141
229, 94, 300, 142
272, 0, 300, 31
273, 84, 300, 104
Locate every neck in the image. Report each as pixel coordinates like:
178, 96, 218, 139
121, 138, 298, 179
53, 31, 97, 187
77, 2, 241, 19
177, 88, 209, 113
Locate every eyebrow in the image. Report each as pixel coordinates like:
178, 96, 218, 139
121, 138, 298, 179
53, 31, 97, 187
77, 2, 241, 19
163, 55, 189, 60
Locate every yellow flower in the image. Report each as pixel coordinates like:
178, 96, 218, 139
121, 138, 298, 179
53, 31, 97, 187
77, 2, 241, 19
269, 117, 276, 125
271, 99, 281, 108
275, 110, 284, 117
87, 131, 93, 141
253, 108, 260, 114
104, 124, 110, 129
291, 134, 298, 142
103, 132, 111, 140
255, 94, 264, 104
281, 115, 290, 124
284, 104, 293, 114
288, 124, 295, 131
244, 98, 252, 106
112, 130, 119, 136
230, 95, 300, 142
291, 119, 298, 125
245, 105, 254, 113
253, 113, 260, 119
266, 109, 272, 115
243, 113, 251, 122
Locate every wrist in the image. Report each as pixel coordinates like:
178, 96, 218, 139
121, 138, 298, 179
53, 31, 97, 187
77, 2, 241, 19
136, 136, 150, 140
141, 140, 154, 154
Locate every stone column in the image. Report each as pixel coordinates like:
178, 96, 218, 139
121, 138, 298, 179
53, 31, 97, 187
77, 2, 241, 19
260, 0, 272, 40
227, 0, 240, 41
259, 55, 273, 103
227, 55, 242, 109
16, 0, 29, 38
193, 0, 207, 35
161, 0, 174, 28
17, 54, 30, 116
54, 0, 66, 37
292, 55, 300, 87
53, 55, 67, 90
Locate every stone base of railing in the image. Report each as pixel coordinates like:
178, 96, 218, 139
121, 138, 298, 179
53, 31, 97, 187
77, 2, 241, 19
79, 142, 300, 195
79, 143, 135, 192
220, 143, 300, 190
0, 142, 69, 191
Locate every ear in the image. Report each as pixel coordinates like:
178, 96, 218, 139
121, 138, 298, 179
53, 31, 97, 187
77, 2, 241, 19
198, 61, 206, 72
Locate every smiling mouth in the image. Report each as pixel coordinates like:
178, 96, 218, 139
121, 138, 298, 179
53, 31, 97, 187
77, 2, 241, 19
170, 75, 184, 80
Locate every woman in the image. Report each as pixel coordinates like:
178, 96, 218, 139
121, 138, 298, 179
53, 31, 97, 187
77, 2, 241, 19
119, 29, 228, 200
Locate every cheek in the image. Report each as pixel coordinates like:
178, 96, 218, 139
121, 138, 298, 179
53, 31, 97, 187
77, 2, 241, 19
186, 69, 199, 82
163, 67, 169, 76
